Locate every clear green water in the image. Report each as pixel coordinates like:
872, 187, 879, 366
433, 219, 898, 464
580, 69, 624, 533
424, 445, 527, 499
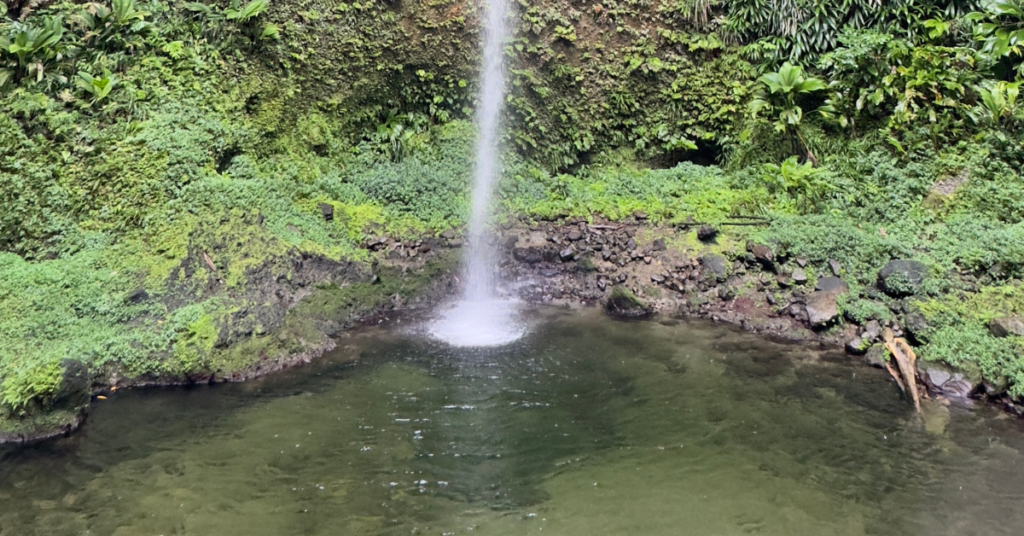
3, 308, 1024, 535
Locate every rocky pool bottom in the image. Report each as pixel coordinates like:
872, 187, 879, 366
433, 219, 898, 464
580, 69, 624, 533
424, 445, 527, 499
2, 308, 1024, 535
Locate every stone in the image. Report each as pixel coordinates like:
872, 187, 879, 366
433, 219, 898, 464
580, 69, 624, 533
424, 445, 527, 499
990, 316, 1024, 337
805, 287, 846, 328
765, 291, 777, 306
54, 359, 90, 410
559, 247, 576, 262
512, 248, 542, 264
643, 256, 652, 265
604, 286, 652, 319
699, 254, 729, 283
878, 259, 929, 296
567, 230, 582, 241
633, 210, 648, 220
829, 259, 842, 276
796, 257, 808, 268
903, 310, 931, 341
791, 268, 807, 284
440, 229, 458, 240
863, 320, 882, 342
418, 243, 431, 254
651, 274, 665, 283
751, 244, 774, 266
846, 336, 871, 355
717, 285, 736, 301
125, 288, 149, 304
815, 276, 849, 294
862, 344, 887, 368
651, 238, 667, 252
318, 202, 334, 222
597, 278, 607, 291
697, 225, 718, 242
775, 274, 793, 287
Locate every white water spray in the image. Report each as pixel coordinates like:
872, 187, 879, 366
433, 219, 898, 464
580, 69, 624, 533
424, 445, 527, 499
429, 0, 525, 347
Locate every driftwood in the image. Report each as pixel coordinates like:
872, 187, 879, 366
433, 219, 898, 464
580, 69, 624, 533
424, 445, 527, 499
883, 328, 921, 413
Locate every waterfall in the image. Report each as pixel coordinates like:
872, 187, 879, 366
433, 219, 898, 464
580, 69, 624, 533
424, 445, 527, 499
428, 0, 525, 347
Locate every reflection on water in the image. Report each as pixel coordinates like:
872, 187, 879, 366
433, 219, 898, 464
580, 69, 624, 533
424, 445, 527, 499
2, 309, 1024, 535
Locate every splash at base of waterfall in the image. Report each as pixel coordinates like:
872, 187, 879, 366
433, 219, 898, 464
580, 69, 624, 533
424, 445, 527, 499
428, 298, 525, 347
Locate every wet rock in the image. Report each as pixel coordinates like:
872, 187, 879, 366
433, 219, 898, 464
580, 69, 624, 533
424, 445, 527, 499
604, 286, 652, 319
559, 247, 576, 262
919, 362, 978, 399
318, 202, 334, 222
862, 344, 887, 368
878, 259, 929, 296
815, 276, 849, 294
751, 244, 774, 267
989, 316, 1024, 338
791, 268, 807, 285
513, 247, 543, 264
845, 336, 871, 355
699, 254, 729, 283
697, 225, 718, 242
55, 359, 90, 409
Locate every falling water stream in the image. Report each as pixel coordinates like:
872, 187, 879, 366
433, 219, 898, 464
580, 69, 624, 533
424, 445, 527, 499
429, 0, 525, 347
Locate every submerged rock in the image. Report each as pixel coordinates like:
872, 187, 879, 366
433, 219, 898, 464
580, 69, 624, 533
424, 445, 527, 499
605, 286, 652, 319
878, 259, 929, 296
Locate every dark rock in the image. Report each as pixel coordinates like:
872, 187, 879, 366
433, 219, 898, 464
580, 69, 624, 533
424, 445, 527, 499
125, 288, 149, 304
559, 247, 576, 262
775, 274, 793, 287
633, 210, 648, 220
829, 259, 842, 276
878, 259, 929, 296
796, 257, 808, 268
418, 243, 431, 254
605, 286, 652, 319
597, 278, 607, 291
318, 202, 334, 222
903, 310, 931, 342
643, 256, 652, 265
990, 316, 1024, 338
567, 230, 583, 241
862, 344, 887, 368
718, 285, 736, 301
626, 238, 638, 251
440, 229, 458, 240
447, 239, 464, 248
751, 244, 774, 266
55, 359, 90, 409
697, 225, 718, 242
918, 362, 978, 399
699, 254, 729, 283
791, 268, 807, 284
651, 238, 666, 252
846, 336, 871, 355
815, 276, 849, 294
765, 291, 777, 306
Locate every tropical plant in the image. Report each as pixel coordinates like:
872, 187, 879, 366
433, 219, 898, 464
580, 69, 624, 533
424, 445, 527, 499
0, 16, 67, 88
73, 0, 153, 50
746, 62, 826, 158
971, 80, 1023, 128
184, 0, 279, 45
965, 0, 1024, 77
76, 71, 118, 104
761, 155, 833, 213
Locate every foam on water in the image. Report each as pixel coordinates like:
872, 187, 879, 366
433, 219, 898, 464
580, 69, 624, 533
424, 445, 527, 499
428, 299, 525, 348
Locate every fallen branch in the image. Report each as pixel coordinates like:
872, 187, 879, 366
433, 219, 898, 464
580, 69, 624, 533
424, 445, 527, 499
202, 251, 224, 284
883, 328, 921, 413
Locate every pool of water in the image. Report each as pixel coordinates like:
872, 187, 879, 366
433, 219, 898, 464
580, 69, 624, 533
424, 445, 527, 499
2, 308, 1024, 535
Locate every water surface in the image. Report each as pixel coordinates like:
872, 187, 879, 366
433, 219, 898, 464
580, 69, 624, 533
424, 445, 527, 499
2, 309, 1023, 535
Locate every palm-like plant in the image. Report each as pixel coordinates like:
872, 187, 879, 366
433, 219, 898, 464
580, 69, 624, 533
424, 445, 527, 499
972, 80, 1023, 128
747, 62, 826, 160
0, 16, 67, 88
965, 0, 1024, 77
76, 70, 118, 105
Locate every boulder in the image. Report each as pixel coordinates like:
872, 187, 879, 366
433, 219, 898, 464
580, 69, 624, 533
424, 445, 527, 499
862, 344, 887, 368
863, 320, 882, 342
699, 254, 729, 283
805, 290, 840, 327
846, 336, 871, 355
918, 362, 977, 399
559, 247, 576, 262
791, 268, 808, 284
318, 202, 334, 222
605, 286, 652, 319
815, 276, 849, 294
717, 285, 736, 301
878, 259, 929, 296
829, 259, 842, 276
697, 225, 718, 242
512, 247, 543, 264
990, 316, 1024, 338
751, 244, 774, 266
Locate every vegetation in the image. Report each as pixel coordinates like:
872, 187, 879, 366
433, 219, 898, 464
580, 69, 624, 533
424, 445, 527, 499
2, 0, 1024, 431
